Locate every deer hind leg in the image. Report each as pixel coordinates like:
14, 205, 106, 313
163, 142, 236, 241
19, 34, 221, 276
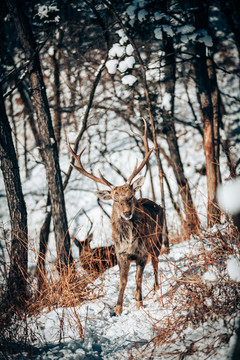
151, 256, 159, 291
114, 258, 130, 316
134, 259, 147, 309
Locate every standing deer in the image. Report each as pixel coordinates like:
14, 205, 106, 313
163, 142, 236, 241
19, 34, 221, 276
67, 119, 164, 315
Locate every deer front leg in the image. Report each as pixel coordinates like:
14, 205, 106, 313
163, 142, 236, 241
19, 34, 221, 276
134, 259, 147, 309
151, 256, 159, 291
114, 258, 130, 315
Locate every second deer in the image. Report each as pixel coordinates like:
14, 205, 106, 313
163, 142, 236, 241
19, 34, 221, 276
75, 233, 117, 276
68, 119, 166, 315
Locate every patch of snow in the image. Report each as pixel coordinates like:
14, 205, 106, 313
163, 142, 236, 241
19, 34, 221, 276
197, 29, 213, 47
138, 9, 148, 22
177, 25, 195, 35
162, 25, 174, 37
227, 255, 240, 281
109, 43, 125, 58
122, 75, 137, 86
154, 28, 162, 40
118, 56, 135, 73
126, 4, 136, 18
154, 12, 164, 21
116, 29, 128, 45
162, 93, 172, 110
126, 44, 134, 56
217, 178, 240, 215
106, 59, 118, 74
203, 269, 217, 282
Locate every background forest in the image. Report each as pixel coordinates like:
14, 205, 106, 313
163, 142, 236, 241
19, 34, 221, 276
0, 0, 240, 359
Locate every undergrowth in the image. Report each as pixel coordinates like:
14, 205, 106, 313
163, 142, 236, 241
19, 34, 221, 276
0, 220, 239, 359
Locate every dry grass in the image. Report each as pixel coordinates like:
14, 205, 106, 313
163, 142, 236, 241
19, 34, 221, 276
127, 219, 240, 359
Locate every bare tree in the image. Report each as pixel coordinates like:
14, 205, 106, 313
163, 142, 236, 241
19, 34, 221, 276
5, 0, 73, 269
0, 84, 28, 308
161, 18, 200, 234
192, 1, 220, 227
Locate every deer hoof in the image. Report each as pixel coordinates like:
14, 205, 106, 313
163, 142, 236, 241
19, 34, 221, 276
114, 305, 122, 316
137, 300, 143, 310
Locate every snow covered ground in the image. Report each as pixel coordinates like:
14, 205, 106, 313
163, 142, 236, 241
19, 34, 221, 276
7, 228, 239, 360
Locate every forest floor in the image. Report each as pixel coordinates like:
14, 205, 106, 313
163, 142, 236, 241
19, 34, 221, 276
2, 223, 239, 360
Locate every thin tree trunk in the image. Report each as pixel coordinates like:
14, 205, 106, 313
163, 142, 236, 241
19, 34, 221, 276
0, 84, 28, 308
207, 56, 222, 187
36, 36, 63, 289
18, 81, 40, 147
50, 34, 63, 150
194, 43, 219, 227
6, 0, 72, 269
9, 93, 19, 160
192, 1, 220, 227
162, 30, 200, 234
35, 200, 51, 291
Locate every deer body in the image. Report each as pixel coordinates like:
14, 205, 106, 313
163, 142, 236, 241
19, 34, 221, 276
68, 119, 166, 315
74, 234, 117, 275
96, 182, 163, 315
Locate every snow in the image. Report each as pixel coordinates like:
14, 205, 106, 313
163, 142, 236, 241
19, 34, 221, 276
7, 238, 238, 359
138, 9, 148, 22
154, 28, 162, 40
177, 25, 195, 35
217, 178, 240, 215
161, 25, 175, 37
108, 43, 125, 58
196, 29, 213, 47
37, 4, 60, 23
203, 269, 217, 282
227, 255, 240, 281
105, 59, 118, 75
126, 4, 137, 18
121, 75, 137, 86
126, 44, 134, 56
118, 56, 135, 73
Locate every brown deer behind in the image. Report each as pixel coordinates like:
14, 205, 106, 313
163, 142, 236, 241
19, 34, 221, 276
68, 119, 167, 315
74, 233, 117, 276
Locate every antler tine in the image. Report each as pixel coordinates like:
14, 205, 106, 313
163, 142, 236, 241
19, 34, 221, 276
127, 119, 154, 185
98, 169, 115, 189
67, 137, 114, 189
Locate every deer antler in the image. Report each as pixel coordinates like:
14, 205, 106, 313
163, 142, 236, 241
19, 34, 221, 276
67, 138, 114, 189
127, 118, 154, 185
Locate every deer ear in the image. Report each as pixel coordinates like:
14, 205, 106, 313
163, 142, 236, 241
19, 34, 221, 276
132, 176, 145, 193
94, 190, 112, 200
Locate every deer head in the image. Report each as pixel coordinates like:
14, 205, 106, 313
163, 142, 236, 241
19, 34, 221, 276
67, 119, 153, 221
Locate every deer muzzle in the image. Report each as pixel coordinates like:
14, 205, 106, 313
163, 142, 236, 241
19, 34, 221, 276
122, 211, 133, 221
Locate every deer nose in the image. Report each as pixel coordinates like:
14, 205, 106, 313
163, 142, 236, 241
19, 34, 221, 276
123, 211, 132, 220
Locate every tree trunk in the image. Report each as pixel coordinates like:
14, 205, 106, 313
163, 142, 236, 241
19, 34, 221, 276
0, 84, 28, 307
35, 206, 51, 291
207, 56, 222, 187
50, 34, 63, 150
192, 2, 220, 227
162, 31, 200, 234
6, 0, 73, 269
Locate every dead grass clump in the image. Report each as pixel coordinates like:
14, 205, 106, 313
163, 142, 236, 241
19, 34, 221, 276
0, 252, 104, 359
30, 258, 106, 316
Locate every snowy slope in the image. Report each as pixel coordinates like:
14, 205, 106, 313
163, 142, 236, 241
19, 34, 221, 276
9, 230, 239, 360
